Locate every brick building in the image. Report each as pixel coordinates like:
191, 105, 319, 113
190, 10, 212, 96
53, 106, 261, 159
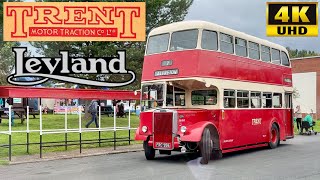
291, 56, 320, 119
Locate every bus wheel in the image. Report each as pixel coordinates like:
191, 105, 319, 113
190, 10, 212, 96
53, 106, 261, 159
200, 128, 212, 164
143, 141, 155, 160
268, 124, 280, 149
211, 150, 223, 160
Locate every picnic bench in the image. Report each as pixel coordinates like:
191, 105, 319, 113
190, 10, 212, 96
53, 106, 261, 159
0, 107, 39, 124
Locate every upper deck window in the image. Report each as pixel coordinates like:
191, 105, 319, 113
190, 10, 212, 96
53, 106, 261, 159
235, 37, 247, 57
201, 30, 218, 50
261, 45, 271, 62
220, 33, 234, 54
271, 49, 281, 65
170, 29, 198, 51
146, 33, 169, 55
248, 42, 260, 60
281, 51, 290, 66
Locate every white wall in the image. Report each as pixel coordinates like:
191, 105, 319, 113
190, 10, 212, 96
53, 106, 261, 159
292, 72, 317, 114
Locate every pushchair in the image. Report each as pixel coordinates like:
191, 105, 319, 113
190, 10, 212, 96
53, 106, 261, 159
299, 121, 317, 135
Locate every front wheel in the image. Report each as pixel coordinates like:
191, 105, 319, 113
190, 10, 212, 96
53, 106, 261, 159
143, 140, 155, 160
268, 124, 280, 149
199, 128, 212, 164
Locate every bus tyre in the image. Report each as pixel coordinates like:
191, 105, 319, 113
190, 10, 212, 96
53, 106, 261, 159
143, 141, 155, 160
268, 124, 280, 149
199, 128, 212, 164
211, 150, 222, 160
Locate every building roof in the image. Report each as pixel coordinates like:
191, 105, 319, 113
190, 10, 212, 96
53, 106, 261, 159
0, 86, 140, 100
291, 56, 320, 60
149, 20, 288, 53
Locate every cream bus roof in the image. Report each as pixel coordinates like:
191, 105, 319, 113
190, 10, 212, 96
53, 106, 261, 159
149, 20, 288, 53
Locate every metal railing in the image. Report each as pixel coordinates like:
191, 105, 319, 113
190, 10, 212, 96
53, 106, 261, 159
0, 105, 137, 161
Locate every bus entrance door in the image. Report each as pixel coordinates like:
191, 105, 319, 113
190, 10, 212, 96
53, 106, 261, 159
285, 93, 294, 137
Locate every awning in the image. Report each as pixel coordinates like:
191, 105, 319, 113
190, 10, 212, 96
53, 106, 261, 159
0, 86, 140, 100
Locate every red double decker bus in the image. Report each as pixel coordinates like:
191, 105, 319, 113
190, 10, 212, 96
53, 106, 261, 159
135, 21, 294, 164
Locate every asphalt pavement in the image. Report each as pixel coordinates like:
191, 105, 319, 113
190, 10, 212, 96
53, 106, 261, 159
1, 135, 320, 180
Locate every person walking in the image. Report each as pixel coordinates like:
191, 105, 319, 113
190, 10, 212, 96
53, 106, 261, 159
295, 105, 302, 132
85, 99, 98, 128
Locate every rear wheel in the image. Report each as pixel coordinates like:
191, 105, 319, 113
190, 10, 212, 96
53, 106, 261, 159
143, 141, 155, 160
199, 128, 212, 164
268, 124, 280, 149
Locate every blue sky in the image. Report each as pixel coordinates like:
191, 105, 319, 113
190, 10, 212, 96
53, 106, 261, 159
22, 0, 320, 55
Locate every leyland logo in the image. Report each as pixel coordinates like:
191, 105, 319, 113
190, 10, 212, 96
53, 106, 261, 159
7, 47, 136, 87
3, 2, 146, 41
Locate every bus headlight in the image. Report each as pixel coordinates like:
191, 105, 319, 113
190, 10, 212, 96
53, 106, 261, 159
142, 126, 148, 133
181, 126, 187, 133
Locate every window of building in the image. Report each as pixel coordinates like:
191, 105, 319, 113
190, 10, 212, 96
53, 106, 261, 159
262, 92, 272, 108
281, 51, 290, 66
146, 33, 170, 55
192, 90, 217, 105
271, 48, 281, 65
248, 42, 260, 60
235, 37, 247, 57
273, 93, 282, 108
250, 91, 261, 108
201, 30, 218, 50
224, 89, 236, 108
220, 33, 234, 54
170, 29, 198, 51
237, 90, 249, 108
261, 45, 271, 62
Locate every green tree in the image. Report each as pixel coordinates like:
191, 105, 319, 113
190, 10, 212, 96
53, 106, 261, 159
287, 47, 320, 58
31, 0, 193, 90
0, 42, 20, 85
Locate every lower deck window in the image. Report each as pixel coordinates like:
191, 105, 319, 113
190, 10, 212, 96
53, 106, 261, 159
237, 90, 249, 108
262, 92, 272, 108
224, 89, 235, 108
192, 90, 217, 105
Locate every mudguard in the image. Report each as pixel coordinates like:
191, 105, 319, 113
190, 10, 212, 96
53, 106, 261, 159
268, 118, 285, 141
179, 121, 219, 142
135, 127, 148, 141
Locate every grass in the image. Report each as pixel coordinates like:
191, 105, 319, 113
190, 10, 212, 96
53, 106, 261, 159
0, 114, 141, 160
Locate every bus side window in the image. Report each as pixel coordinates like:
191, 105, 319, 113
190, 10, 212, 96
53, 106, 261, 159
250, 91, 261, 108
220, 33, 234, 54
224, 89, 235, 108
201, 30, 218, 50
281, 51, 290, 66
262, 92, 272, 108
271, 49, 281, 65
235, 37, 247, 57
273, 93, 282, 108
248, 41, 260, 60
237, 90, 249, 108
261, 45, 271, 62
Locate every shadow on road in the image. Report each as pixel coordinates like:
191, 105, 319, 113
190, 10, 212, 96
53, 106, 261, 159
152, 143, 292, 163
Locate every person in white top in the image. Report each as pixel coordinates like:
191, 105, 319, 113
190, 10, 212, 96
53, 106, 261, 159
295, 105, 302, 132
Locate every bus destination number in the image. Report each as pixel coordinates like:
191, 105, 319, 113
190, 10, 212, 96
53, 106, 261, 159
252, 118, 262, 125
266, 2, 318, 36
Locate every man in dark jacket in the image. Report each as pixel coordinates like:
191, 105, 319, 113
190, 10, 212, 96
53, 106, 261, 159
85, 99, 98, 128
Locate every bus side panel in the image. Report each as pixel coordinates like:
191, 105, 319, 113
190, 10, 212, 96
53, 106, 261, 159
285, 108, 294, 137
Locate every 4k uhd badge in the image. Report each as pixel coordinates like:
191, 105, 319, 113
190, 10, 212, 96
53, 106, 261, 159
266, 2, 318, 37
3, 2, 146, 41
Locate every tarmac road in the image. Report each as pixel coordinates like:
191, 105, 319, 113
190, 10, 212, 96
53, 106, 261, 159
1, 135, 320, 180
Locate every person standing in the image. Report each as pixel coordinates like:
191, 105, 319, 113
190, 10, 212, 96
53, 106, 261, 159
295, 105, 302, 132
85, 99, 98, 128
